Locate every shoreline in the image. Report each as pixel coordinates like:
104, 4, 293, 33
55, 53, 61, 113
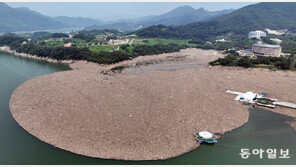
9, 48, 296, 161
0, 46, 74, 64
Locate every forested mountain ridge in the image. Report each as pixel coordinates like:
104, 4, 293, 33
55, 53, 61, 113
136, 3, 296, 39
84, 6, 234, 31
138, 6, 234, 26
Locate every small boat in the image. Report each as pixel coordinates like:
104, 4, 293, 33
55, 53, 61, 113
255, 96, 277, 108
194, 131, 218, 143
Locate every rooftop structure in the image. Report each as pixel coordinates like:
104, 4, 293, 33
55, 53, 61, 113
253, 44, 281, 48
237, 49, 255, 57
63, 43, 72, 47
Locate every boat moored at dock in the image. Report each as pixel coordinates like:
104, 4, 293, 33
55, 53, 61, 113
227, 90, 296, 109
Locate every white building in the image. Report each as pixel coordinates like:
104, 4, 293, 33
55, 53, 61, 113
215, 39, 229, 42
237, 49, 254, 57
265, 28, 288, 35
248, 30, 266, 39
270, 38, 282, 44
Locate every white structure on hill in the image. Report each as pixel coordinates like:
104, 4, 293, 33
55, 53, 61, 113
265, 28, 288, 35
248, 30, 266, 39
270, 38, 282, 44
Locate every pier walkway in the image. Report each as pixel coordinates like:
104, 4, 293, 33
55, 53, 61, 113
275, 102, 296, 109
226, 90, 243, 95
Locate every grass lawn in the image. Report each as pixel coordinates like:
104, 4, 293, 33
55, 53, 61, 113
133, 38, 197, 47
88, 45, 114, 52
43, 40, 64, 47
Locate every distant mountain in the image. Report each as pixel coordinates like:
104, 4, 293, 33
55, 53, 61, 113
0, 2, 102, 33
136, 2, 296, 39
132, 15, 157, 23
52, 16, 102, 28
139, 6, 234, 26
84, 6, 234, 31
0, 2, 62, 32
14, 7, 46, 17
84, 22, 141, 32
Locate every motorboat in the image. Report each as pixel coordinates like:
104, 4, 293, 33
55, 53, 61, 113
194, 131, 218, 144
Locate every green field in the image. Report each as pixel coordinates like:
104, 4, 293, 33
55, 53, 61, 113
42, 40, 64, 47
88, 45, 114, 52
133, 38, 197, 47
42, 38, 107, 47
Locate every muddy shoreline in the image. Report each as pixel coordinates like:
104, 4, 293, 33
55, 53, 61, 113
9, 48, 296, 160
0, 46, 73, 64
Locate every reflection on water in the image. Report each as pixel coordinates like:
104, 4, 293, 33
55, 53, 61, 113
0, 52, 295, 165
11, 27, 83, 35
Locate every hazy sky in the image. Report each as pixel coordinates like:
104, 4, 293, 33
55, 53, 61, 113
6, 2, 257, 21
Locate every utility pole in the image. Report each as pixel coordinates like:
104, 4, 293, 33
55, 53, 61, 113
112, 40, 115, 52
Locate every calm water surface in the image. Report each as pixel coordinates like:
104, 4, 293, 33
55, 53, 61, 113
0, 51, 295, 164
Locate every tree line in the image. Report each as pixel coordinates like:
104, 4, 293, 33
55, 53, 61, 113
120, 43, 187, 57
0, 34, 186, 64
209, 53, 295, 70
28, 32, 69, 41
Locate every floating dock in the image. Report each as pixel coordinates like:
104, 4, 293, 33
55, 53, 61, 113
227, 90, 296, 109
274, 102, 296, 109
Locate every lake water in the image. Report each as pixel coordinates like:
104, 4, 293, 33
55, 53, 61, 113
10, 27, 83, 35
0, 51, 295, 165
